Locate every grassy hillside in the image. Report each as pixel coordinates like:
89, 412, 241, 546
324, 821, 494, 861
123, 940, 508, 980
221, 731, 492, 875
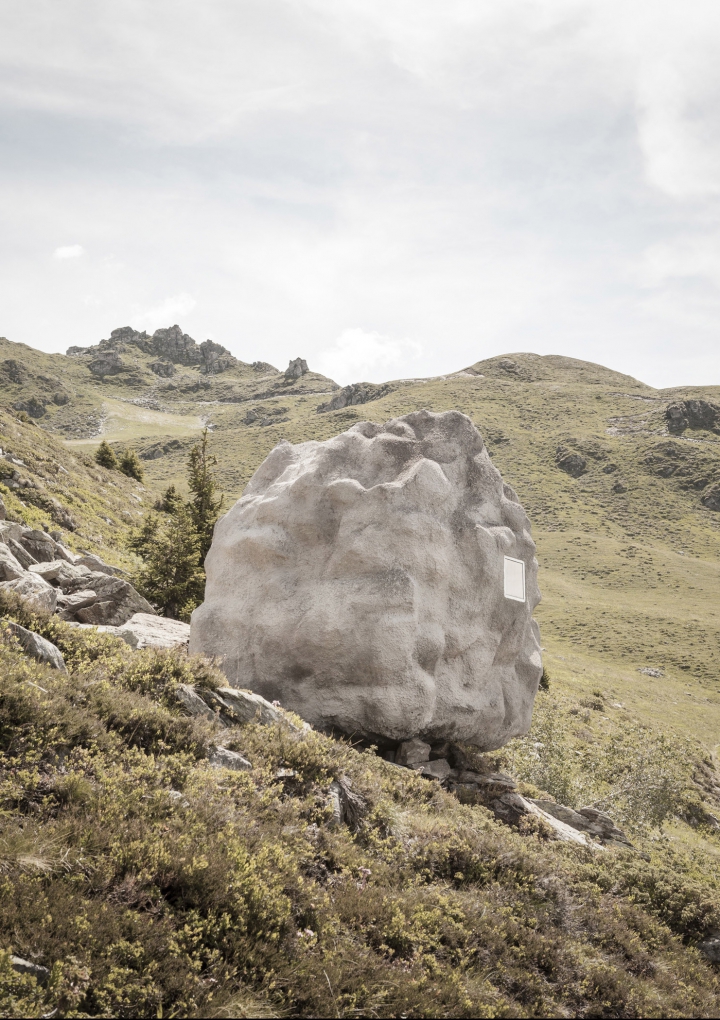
2, 596, 720, 1018
2, 333, 720, 1014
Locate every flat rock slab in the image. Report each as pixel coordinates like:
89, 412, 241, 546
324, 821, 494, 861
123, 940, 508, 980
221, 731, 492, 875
70, 613, 188, 649
191, 409, 542, 749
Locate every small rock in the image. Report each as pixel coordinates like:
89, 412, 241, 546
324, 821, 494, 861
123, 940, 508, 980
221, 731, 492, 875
638, 667, 663, 677
0, 543, 25, 581
174, 684, 217, 722
0, 521, 23, 543
556, 448, 587, 478
4, 621, 66, 670
417, 758, 452, 780
6, 537, 37, 568
75, 553, 121, 576
211, 686, 302, 730
19, 529, 58, 563
396, 738, 431, 767
0, 573, 57, 612
10, 956, 50, 983
208, 746, 252, 771
327, 776, 367, 828
115, 613, 190, 650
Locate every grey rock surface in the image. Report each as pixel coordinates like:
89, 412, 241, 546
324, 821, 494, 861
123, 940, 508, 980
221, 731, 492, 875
67, 574, 155, 626
174, 683, 217, 721
396, 738, 431, 766
20, 529, 58, 563
115, 613, 189, 649
191, 409, 542, 749
285, 357, 309, 379
208, 746, 252, 771
10, 956, 50, 983
5, 621, 66, 670
0, 573, 57, 612
0, 543, 25, 581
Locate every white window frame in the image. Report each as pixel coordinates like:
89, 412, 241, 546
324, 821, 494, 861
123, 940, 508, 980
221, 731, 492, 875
504, 555, 526, 602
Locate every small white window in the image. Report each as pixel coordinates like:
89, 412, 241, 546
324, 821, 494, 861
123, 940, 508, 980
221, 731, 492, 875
504, 556, 526, 602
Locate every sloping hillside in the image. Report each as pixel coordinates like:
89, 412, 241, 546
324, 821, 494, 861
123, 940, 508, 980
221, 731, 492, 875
2, 338, 720, 1015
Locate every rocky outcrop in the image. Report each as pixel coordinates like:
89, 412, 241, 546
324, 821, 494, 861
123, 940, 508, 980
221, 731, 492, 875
317, 381, 394, 414
666, 399, 720, 434
68, 324, 238, 372
285, 358, 309, 380
191, 409, 542, 749
0, 527, 154, 625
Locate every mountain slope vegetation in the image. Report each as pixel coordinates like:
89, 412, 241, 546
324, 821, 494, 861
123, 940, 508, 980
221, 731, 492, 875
1, 330, 720, 1015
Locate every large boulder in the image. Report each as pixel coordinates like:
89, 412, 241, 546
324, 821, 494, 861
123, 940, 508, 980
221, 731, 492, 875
190, 410, 542, 749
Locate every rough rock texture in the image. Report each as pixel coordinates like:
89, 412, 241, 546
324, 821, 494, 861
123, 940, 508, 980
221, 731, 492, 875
191, 409, 542, 749
5, 622, 66, 670
285, 358, 309, 379
71, 613, 189, 649
0, 573, 57, 612
666, 399, 720, 434
317, 381, 394, 414
0, 543, 24, 581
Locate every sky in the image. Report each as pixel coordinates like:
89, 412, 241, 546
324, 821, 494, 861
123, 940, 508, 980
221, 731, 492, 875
1, 1, 720, 387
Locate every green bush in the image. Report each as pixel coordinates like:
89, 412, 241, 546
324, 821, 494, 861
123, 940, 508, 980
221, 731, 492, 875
119, 447, 143, 482
94, 440, 118, 470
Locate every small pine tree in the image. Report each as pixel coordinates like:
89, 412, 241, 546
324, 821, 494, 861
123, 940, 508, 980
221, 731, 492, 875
187, 429, 223, 560
130, 506, 205, 620
153, 484, 184, 515
95, 440, 119, 470
119, 447, 144, 482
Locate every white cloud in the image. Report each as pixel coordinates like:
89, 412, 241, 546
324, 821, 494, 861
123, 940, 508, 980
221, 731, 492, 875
317, 328, 422, 385
53, 244, 84, 259
134, 293, 197, 332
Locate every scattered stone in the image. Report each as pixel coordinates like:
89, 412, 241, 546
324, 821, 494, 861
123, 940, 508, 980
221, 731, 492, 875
150, 359, 175, 377
208, 746, 252, 771
207, 687, 300, 729
285, 358, 309, 380
556, 447, 587, 477
4, 621, 66, 670
0, 521, 24, 544
0, 573, 57, 612
75, 553, 122, 576
638, 667, 663, 677
29, 560, 90, 587
191, 410, 542, 749
612, 480, 627, 493
6, 537, 37, 568
57, 590, 98, 616
417, 758, 452, 780
174, 684, 217, 722
114, 613, 189, 650
0, 543, 25, 581
10, 956, 50, 984
20, 529, 58, 563
396, 739, 431, 767
327, 776, 367, 829
67, 574, 155, 626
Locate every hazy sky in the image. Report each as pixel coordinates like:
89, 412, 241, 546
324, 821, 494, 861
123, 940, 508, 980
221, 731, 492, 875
2, 1, 720, 386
